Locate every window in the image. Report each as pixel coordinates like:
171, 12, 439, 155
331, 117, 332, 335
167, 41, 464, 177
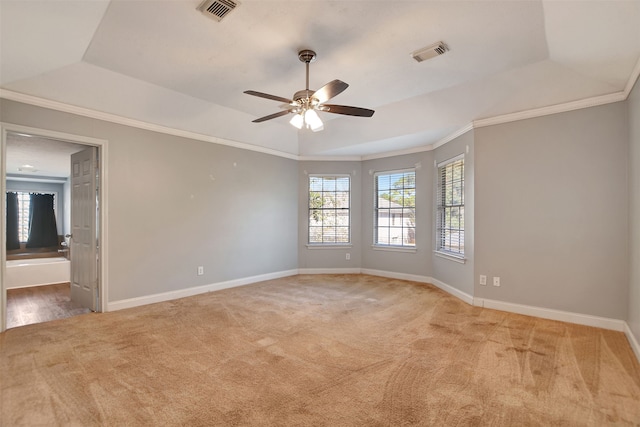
374, 170, 416, 247
436, 156, 464, 257
308, 175, 350, 244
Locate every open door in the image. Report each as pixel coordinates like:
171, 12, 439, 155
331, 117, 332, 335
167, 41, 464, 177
70, 147, 98, 311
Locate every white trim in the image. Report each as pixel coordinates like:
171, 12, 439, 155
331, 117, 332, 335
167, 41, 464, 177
431, 124, 474, 150
361, 143, 434, 161
472, 92, 626, 129
474, 297, 626, 332
0, 123, 109, 322
0, 129, 6, 332
360, 124, 475, 161
0, 89, 299, 161
2, 79, 636, 162
428, 276, 475, 305
298, 268, 361, 275
372, 167, 416, 177
308, 173, 352, 178
305, 244, 353, 250
436, 153, 465, 168
361, 268, 429, 283
1, 122, 107, 146
108, 269, 298, 311
106, 266, 633, 352
359, 268, 474, 305
371, 245, 417, 253
433, 250, 466, 264
624, 322, 640, 363
298, 155, 362, 162
624, 56, 640, 98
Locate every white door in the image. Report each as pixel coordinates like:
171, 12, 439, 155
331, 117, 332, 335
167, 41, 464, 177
70, 147, 98, 311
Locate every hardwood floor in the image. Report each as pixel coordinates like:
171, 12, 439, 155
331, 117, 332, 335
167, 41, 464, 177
6, 283, 92, 329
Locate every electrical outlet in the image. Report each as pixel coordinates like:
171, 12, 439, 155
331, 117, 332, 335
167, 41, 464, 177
346, 253, 351, 260
479, 275, 487, 285
493, 277, 501, 287
197, 266, 204, 276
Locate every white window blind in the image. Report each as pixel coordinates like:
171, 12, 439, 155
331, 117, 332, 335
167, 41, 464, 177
374, 169, 416, 247
436, 157, 464, 256
308, 175, 350, 244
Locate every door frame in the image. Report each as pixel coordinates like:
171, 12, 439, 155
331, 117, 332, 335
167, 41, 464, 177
0, 123, 109, 332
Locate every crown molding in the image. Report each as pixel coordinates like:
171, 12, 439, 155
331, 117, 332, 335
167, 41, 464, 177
472, 91, 627, 129
2, 61, 639, 163
0, 89, 299, 161
624, 55, 640, 98
298, 155, 362, 162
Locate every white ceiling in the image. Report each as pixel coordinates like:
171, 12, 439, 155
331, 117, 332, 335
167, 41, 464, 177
5, 133, 86, 179
1, 0, 639, 160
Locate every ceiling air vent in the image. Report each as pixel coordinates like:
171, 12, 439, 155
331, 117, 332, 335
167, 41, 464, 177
197, 0, 239, 22
411, 41, 449, 63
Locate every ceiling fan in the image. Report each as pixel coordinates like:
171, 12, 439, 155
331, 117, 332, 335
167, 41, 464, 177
244, 49, 375, 132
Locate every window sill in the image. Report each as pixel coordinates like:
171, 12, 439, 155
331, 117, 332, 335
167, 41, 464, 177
434, 250, 466, 264
306, 244, 353, 250
372, 245, 417, 253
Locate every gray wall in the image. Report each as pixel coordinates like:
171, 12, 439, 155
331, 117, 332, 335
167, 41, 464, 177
1, 99, 299, 303
6, 179, 65, 235
474, 102, 629, 319
629, 78, 640, 344
2, 89, 637, 328
432, 131, 475, 297
361, 152, 434, 277
298, 161, 362, 269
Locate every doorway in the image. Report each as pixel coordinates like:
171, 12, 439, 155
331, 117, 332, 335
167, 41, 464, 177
1, 124, 108, 332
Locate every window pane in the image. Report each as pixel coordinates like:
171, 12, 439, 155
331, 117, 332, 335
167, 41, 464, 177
335, 191, 349, 208
374, 170, 416, 247
308, 176, 350, 244
437, 159, 464, 255
323, 178, 336, 192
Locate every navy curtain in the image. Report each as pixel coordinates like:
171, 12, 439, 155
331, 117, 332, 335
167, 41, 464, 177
6, 192, 20, 250
26, 193, 59, 248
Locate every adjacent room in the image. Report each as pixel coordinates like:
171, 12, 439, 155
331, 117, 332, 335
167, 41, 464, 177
1, 0, 639, 425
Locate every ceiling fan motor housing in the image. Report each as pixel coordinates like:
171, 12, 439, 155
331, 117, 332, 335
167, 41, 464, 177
298, 49, 317, 63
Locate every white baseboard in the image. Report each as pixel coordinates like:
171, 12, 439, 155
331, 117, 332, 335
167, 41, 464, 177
107, 269, 298, 311
624, 322, 640, 362
106, 267, 635, 364
474, 297, 626, 332
360, 268, 429, 283
428, 277, 475, 305
298, 268, 361, 275
360, 269, 475, 305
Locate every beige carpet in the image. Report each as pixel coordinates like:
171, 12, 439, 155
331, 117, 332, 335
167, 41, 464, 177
2, 274, 639, 426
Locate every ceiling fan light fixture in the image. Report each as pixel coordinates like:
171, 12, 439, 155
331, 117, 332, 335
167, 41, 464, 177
290, 113, 304, 129
304, 109, 324, 132
245, 49, 374, 129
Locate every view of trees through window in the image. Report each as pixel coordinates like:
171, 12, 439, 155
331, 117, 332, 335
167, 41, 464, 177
308, 176, 350, 244
375, 170, 416, 247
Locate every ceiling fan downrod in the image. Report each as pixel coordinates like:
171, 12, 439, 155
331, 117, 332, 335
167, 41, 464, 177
298, 49, 316, 91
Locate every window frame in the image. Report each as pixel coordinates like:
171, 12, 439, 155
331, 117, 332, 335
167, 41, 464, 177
307, 174, 351, 246
435, 154, 465, 261
373, 168, 416, 250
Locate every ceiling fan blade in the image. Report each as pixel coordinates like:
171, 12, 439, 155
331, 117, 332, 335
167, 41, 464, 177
312, 80, 349, 104
322, 104, 375, 117
244, 90, 293, 104
252, 110, 294, 123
